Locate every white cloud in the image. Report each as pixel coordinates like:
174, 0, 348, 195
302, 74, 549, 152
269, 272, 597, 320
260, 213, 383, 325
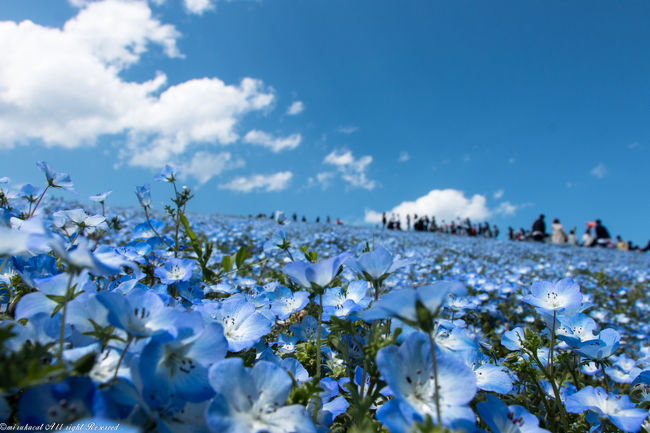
180, 151, 244, 184
365, 189, 491, 224
0, 0, 275, 170
494, 201, 517, 216
286, 101, 304, 115
398, 151, 410, 162
493, 189, 504, 199
337, 126, 358, 134
183, 0, 215, 15
323, 149, 376, 190
309, 171, 335, 189
590, 163, 608, 179
243, 130, 302, 152
219, 171, 293, 193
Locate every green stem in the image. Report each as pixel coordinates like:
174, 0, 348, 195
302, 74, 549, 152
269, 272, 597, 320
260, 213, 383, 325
29, 184, 50, 218
143, 207, 172, 249
113, 335, 133, 379
0, 257, 8, 275
57, 272, 75, 364
313, 293, 323, 423
531, 349, 569, 431
427, 332, 442, 426
601, 363, 610, 392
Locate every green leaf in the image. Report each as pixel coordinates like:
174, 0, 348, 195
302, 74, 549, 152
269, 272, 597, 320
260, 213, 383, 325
222, 255, 232, 272
235, 246, 247, 268
179, 212, 197, 243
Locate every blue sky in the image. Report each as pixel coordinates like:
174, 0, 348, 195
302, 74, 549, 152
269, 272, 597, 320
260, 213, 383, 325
1, 0, 649, 244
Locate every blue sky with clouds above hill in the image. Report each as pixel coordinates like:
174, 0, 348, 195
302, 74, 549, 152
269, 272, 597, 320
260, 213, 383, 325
0, 0, 649, 243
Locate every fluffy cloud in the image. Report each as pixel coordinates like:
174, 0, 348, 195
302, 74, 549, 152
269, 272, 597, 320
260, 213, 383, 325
323, 149, 376, 190
398, 151, 410, 162
180, 151, 244, 184
243, 130, 302, 152
0, 0, 276, 180
219, 171, 293, 193
183, 0, 216, 15
590, 163, 608, 179
286, 101, 304, 115
493, 189, 504, 199
365, 189, 491, 223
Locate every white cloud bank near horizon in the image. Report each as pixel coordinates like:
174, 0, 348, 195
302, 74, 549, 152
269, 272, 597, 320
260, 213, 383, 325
0, 0, 296, 185
365, 189, 524, 224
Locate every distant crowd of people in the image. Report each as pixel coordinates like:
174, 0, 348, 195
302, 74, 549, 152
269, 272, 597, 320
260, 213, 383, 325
252, 212, 344, 225
382, 213, 500, 238
516, 214, 650, 252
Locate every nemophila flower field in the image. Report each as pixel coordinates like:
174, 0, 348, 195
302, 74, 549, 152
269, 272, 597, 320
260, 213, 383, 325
1, 163, 649, 433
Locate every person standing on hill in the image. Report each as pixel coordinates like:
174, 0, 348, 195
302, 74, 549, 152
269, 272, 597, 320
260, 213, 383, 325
531, 214, 546, 242
551, 218, 567, 244
594, 219, 611, 247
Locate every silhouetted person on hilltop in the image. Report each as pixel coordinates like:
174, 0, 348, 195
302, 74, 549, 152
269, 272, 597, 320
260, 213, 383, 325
531, 214, 546, 242
382, 212, 386, 229
594, 219, 611, 247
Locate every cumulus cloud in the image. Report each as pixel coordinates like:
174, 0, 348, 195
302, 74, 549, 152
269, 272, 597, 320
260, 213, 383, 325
398, 151, 410, 162
493, 189, 504, 199
286, 101, 304, 115
590, 163, 608, 179
180, 151, 244, 184
323, 149, 376, 190
183, 0, 216, 15
364, 189, 491, 223
243, 130, 302, 152
219, 171, 293, 193
0, 0, 277, 180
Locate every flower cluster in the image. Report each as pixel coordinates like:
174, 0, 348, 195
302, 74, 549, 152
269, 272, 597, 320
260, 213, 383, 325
0, 162, 648, 432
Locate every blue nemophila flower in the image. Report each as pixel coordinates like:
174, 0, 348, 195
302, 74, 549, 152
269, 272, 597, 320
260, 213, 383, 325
135, 184, 152, 208
268, 286, 310, 320
18, 377, 94, 425
53, 238, 134, 276
206, 358, 316, 433
565, 386, 648, 432
89, 190, 112, 203
282, 253, 351, 293
139, 322, 228, 405
363, 281, 463, 331
606, 354, 642, 384
501, 327, 525, 351
36, 161, 75, 191
322, 281, 371, 319
477, 394, 549, 433
0, 217, 54, 257
522, 278, 582, 315
96, 287, 179, 338
155, 258, 195, 284
154, 164, 179, 183
52, 209, 107, 236
290, 315, 328, 342
555, 313, 599, 347
574, 328, 621, 360
195, 297, 272, 352
345, 246, 410, 284
257, 348, 310, 383
376, 332, 477, 427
